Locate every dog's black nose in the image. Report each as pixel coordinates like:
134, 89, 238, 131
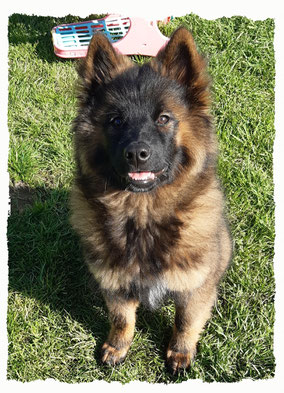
124, 142, 151, 167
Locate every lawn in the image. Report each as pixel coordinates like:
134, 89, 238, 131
7, 13, 275, 383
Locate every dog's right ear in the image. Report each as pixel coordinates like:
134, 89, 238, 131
78, 33, 132, 90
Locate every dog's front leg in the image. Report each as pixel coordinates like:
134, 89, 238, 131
167, 282, 217, 374
102, 294, 139, 366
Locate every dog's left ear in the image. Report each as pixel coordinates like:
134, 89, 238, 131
153, 28, 210, 109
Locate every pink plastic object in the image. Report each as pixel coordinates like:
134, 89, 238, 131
51, 14, 170, 58
113, 17, 169, 56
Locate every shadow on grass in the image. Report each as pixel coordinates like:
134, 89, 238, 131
8, 13, 106, 63
8, 183, 175, 377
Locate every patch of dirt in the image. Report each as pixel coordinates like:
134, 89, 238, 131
9, 181, 37, 213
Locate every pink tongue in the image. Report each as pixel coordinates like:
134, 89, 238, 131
128, 172, 155, 181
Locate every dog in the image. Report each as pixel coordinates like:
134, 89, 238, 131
70, 27, 232, 374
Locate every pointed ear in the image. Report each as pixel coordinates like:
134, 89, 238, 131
78, 33, 132, 89
153, 28, 210, 109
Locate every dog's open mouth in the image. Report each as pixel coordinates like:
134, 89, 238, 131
128, 171, 155, 182
124, 168, 167, 192
127, 169, 165, 184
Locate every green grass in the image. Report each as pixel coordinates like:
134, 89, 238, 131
7, 13, 275, 383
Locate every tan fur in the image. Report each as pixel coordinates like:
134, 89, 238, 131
102, 298, 138, 365
70, 28, 232, 373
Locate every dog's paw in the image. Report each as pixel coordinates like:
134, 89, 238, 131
166, 349, 194, 375
101, 342, 129, 366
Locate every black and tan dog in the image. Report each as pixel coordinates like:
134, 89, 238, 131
70, 27, 232, 374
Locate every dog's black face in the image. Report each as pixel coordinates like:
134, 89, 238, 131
90, 65, 189, 192
75, 31, 209, 194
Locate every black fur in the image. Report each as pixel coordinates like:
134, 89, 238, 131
74, 63, 193, 193
70, 29, 232, 372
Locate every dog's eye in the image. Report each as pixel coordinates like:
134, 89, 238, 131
110, 116, 123, 128
157, 114, 170, 125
